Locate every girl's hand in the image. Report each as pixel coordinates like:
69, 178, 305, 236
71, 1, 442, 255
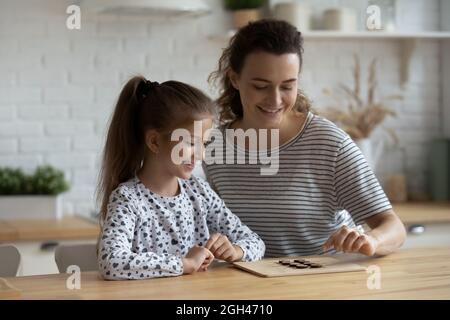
205, 233, 244, 262
182, 245, 214, 274
323, 225, 379, 256
198, 251, 214, 272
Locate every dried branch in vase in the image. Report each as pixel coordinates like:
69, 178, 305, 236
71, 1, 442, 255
321, 54, 402, 142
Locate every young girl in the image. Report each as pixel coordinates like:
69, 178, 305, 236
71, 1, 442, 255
97, 76, 265, 280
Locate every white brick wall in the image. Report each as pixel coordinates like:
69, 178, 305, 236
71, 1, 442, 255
0, 0, 446, 215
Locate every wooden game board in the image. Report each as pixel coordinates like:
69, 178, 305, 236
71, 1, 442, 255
233, 255, 366, 277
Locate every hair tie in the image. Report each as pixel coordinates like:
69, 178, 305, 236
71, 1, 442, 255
138, 79, 159, 101
145, 80, 159, 90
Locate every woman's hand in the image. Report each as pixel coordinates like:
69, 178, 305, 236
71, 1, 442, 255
182, 245, 214, 274
205, 233, 244, 262
323, 225, 379, 256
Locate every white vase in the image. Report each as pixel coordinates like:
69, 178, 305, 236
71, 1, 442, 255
0, 195, 63, 220
355, 138, 384, 172
232, 9, 261, 29
322, 8, 357, 31
273, 3, 311, 31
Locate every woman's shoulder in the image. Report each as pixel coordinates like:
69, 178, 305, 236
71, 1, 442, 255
303, 112, 350, 143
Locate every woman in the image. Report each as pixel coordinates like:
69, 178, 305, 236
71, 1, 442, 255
204, 19, 406, 257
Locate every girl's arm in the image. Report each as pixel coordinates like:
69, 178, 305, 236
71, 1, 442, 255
98, 188, 183, 280
196, 178, 265, 261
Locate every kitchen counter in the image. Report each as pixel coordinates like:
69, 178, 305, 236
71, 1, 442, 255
393, 202, 450, 224
2, 247, 450, 299
0, 216, 99, 242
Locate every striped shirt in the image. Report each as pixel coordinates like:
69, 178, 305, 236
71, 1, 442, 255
203, 112, 392, 257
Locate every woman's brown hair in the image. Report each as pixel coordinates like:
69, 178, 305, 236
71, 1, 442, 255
208, 19, 312, 124
97, 76, 214, 224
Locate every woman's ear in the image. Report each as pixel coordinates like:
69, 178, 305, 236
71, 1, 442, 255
228, 69, 240, 90
145, 129, 160, 154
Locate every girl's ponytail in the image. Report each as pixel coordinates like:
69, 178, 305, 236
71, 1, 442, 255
97, 76, 148, 224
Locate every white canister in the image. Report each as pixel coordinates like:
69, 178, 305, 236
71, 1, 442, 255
322, 8, 357, 31
273, 3, 311, 32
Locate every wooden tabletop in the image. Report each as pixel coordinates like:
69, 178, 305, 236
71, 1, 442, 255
0, 216, 99, 242
393, 202, 450, 224
2, 247, 450, 300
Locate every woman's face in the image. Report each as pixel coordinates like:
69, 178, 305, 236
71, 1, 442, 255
230, 51, 300, 129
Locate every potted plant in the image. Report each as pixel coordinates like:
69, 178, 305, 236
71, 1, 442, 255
225, 0, 266, 30
321, 54, 402, 171
0, 165, 70, 220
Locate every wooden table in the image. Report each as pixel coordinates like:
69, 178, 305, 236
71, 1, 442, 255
2, 247, 450, 300
0, 216, 99, 242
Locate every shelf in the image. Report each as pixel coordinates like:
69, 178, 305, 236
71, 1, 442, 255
302, 31, 450, 39
209, 30, 450, 88
211, 30, 450, 41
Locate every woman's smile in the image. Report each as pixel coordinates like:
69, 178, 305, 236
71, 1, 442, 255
256, 105, 284, 115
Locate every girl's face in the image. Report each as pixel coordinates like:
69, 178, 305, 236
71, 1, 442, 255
159, 116, 213, 180
229, 51, 300, 129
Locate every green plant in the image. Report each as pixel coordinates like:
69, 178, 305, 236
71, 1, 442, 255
0, 165, 70, 195
0, 168, 26, 195
225, 0, 266, 10
31, 165, 70, 195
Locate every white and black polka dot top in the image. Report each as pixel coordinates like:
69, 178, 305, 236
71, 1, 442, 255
98, 175, 265, 280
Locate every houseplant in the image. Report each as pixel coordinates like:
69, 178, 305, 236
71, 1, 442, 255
321, 54, 402, 171
0, 165, 70, 220
225, 0, 266, 29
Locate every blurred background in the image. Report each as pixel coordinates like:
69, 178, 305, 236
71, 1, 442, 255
0, 0, 449, 276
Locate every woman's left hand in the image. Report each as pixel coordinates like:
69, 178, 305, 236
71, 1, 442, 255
205, 233, 244, 262
323, 225, 379, 256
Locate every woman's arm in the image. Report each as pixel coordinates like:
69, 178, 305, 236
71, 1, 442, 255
323, 209, 406, 256
327, 135, 406, 256
364, 209, 407, 255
